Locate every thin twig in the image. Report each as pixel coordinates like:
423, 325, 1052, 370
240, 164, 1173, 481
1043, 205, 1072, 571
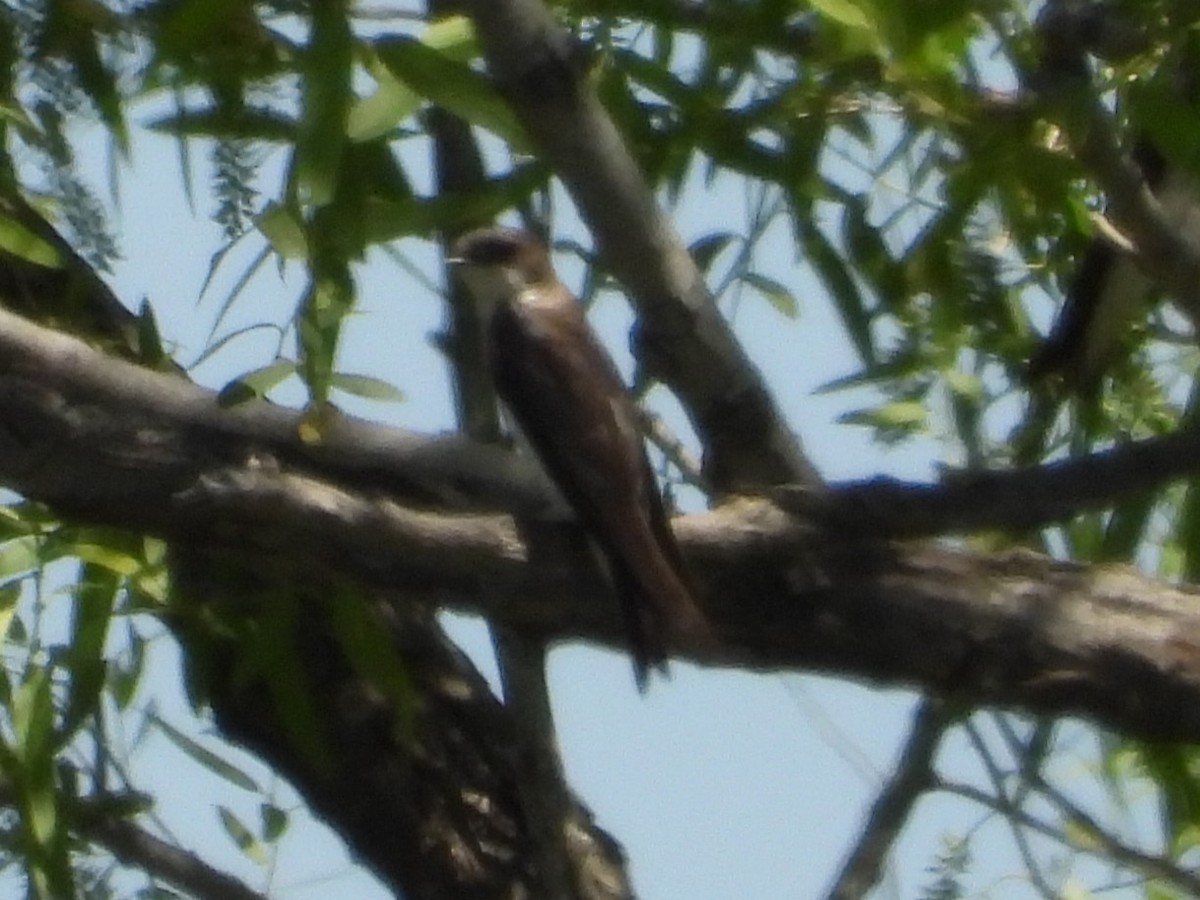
825, 698, 954, 900
938, 776, 1200, 896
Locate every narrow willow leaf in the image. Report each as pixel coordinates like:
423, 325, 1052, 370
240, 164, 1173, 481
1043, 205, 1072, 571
0, 584, 18, 643
68, 543, 142, 578
799, 220, 875, 365
809, 0, 873, 30
740, 271, 799, 319
144, 106, 298, 142
218, 359, 297, 406
150, 714, 260, 793
375, 36, 528, 151
0, 537, 40, 584
330, 372, 406, 403
0, 213, 61, 268
256, 203, 308, 260
218, 806, 268, 865
688, 231, 739, 273
261, 802, 288, 843
347, 69, 419, 143
296, 3, 352, 206
421, 14, 477, 58
12, 669, 56, 764
137, 299, 168, 369
59, 568, 117, 741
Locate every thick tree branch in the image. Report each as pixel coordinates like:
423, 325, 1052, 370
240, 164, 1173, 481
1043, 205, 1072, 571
7, 300, 1200, 542
167, 526, 632, 900
459, 0, 822, 491
6, 308, 1200, 744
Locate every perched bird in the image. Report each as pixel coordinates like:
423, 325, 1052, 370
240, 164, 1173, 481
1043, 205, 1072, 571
449, 226, 711, 687
1029, 140, 1200, 388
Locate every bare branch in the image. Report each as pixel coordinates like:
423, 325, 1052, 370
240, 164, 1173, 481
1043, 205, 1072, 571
0, 780, 265, 900
459, 0, 822, 491
825, 699, 953, 900
75, 797, 267, 900
938, 777, 1200, 896
777, 428, 1200, 537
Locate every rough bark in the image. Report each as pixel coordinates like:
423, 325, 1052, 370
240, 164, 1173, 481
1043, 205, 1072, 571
4, 306, 1200, 745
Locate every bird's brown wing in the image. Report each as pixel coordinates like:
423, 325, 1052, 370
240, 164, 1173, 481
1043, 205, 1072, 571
489, 289, 708, 684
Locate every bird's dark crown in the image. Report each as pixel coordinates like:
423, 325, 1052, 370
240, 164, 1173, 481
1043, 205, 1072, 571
451, 227, 553, 282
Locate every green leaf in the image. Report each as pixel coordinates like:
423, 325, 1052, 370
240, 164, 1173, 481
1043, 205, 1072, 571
151, 714, 261, 793
330, 372, 406, 403
421, 14, 477, 58
108, 621, 146, 711
257, 203, 308, 260
842, 193, 902, 307
42, 2, 129, 153
325, 585, 413, 729
346, 16, 477, 142
374, 36, 528, 151
810, 0, 873, 29
739, 271, 799, 319
1146, 883, 1185, 900
200, 248, 278, 357
799, 220, 875, 365
310, 139, 413, 261
144, 106, 298, 142
217, 359, 297, 406
68, 543, 142, 578
194, 322, 282, 373
1137, 742, 1200, 846
297, 265, 354, 405
0, 503, 58, 542
838, 400, 928, 435
0, 212, 62, 268
137, 299, 168, 369
942, 368, 982, 402
359, 162, 546, 242
296, 2, 353, 206
260, 802, 288, 843
0, 537, 41, 584
60, 562, 119, 740
12, 668, 56, 765
688, 231, 739, 273
347, 64, 420, 143
0, 583, 18, 644
218, 806, 268, 865
249, 592, 332, 772
1102, 493, 1154, 564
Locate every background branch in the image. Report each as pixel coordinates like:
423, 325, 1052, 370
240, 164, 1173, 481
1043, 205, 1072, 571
825, 699, 952, 900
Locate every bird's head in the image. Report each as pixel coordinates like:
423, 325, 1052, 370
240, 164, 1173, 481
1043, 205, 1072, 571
448, 227, 554, 306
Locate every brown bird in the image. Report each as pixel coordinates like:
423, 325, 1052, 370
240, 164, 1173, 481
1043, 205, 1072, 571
1028, 139, 1200, 388
449, 226, 711, 687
